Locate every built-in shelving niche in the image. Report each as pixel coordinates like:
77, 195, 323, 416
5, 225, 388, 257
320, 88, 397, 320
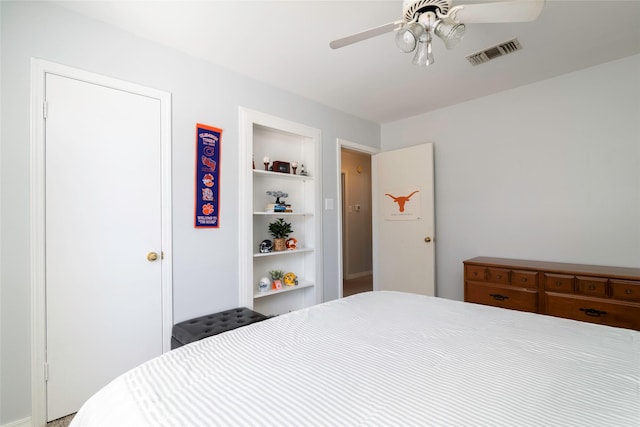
239, 108, 322, 316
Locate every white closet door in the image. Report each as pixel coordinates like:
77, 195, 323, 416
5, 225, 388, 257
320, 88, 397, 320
45, 73, 163, 421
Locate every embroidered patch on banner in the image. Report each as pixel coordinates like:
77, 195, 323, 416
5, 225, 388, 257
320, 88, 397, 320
195, 123, 222, 228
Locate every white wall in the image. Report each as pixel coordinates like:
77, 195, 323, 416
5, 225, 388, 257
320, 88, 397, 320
0, 1, 379, 423
382, 54, 640, 302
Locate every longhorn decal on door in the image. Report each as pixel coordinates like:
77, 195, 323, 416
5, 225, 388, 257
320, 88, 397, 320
384, 188, 421, 220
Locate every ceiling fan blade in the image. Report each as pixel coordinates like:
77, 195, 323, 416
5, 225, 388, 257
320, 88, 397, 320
330, 20, 404, 49
447, 0, 545, 24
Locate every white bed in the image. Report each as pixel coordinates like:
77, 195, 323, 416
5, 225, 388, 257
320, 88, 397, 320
71, 291, 640, 426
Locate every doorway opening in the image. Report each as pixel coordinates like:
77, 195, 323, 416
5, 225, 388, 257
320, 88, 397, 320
337, 139, 379, 298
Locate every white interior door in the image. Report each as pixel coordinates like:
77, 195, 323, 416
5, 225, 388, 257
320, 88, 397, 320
372, 143, 435, 296
45, 73, 164, 421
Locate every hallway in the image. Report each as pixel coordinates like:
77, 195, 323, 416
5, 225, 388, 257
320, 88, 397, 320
343, 274, 373, 297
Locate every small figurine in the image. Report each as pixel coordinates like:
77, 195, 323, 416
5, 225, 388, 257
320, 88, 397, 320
266, 190, 288, 204
283, 272, 298, 287
259, 239, 273, 253
300, 164, 307, 176
266, 191, 288, 213
269, 269, 285, 290
285, 237, 298, 250
258, 277, 270, 292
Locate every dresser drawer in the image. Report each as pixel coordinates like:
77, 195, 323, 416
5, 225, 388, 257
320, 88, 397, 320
511, 270, 539, 289
465, 265, 486, 282
610, 279, 640, 302
465, 282, 538, 313
487, 268, 510, 285
576, 277, 608, 297
464, 257, 640, 331
544, 273, 574, 293
545, 293, 640, 330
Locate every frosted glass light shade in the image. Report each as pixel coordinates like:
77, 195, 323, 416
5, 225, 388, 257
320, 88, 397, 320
395, 22, 424, 53
434, 18, 466, 49
412, 32, 434, 66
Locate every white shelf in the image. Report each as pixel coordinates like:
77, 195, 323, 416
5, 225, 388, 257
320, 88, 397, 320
253, 212, 312, 216
254, 280, 314, 299
253, 169, 313, 181
254, 247, 313, 258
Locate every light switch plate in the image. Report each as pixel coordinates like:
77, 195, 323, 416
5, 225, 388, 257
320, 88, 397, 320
325, 198, 334, 210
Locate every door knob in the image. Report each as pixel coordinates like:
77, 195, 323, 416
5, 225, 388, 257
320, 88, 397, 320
424, 237, 432, 243
147, 252, 159, 262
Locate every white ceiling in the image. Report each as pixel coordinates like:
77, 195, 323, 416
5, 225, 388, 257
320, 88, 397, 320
54, 0, 640, 124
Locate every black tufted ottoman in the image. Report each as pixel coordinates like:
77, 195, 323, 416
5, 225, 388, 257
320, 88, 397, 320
171, 307, 268, 349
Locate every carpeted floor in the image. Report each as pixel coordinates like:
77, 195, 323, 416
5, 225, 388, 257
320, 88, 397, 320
47, 413, 75, 427
343, 274, 373, 297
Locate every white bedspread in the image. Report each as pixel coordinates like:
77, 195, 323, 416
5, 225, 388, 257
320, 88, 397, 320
71, 291, 640, 426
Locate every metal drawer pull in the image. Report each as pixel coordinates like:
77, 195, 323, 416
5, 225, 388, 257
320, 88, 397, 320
625, 289, 633, 294
489, 294, 509, 301
580, 308, 607, 317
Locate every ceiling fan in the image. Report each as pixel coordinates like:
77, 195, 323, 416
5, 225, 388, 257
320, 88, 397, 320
329, 0, 545, 66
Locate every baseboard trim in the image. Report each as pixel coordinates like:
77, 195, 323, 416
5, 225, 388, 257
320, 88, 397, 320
1, 417, 31, 427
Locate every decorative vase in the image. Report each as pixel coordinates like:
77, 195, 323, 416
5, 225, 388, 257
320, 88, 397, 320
274, 238, 286, 251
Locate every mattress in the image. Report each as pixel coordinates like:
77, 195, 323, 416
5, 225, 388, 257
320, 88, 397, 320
71, 291, 640, 426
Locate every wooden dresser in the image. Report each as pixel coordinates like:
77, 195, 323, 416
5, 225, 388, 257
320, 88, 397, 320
464, 257, 640, 330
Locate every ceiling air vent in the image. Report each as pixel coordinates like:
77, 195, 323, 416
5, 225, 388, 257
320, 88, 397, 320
466, 38, 523, 66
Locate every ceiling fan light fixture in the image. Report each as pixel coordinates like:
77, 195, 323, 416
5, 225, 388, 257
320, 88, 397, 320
434, 17, 466, 49
329, 0, 546, 68
412, 31, 434, 66
395, 22, 424, 53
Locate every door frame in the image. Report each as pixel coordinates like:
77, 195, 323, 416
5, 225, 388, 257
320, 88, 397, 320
29, 59, 173, 426
335, 138, 379, 298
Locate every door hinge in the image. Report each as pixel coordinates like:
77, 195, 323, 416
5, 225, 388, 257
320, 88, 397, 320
44, 363, 49, 381
43, 101, 48, 119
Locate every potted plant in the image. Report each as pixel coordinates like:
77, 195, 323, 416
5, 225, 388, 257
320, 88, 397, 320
268, 218, 293, 251
268, 269, 285, 289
